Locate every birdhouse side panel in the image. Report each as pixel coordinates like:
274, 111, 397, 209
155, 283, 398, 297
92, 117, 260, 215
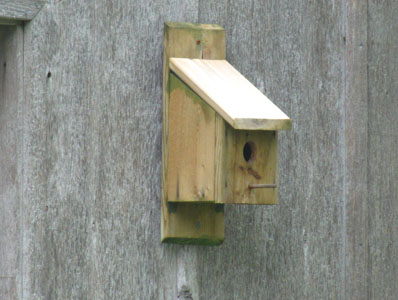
215, 118, 235, 203
166, 73, 217, 202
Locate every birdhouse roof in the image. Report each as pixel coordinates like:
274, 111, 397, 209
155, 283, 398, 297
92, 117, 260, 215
169, 58, 291, 131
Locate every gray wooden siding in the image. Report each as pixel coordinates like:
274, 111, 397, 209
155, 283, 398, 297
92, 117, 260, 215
0, 25, 23, 300
367, 1, 398, 298
0, 0, 396, 299
0, 1, 45, 24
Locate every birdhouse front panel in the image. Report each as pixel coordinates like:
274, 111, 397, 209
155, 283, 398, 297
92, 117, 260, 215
219, 128, 278, 205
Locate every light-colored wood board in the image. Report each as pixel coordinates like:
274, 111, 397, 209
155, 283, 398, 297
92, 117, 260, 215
165, 21, 224, 31
162, 203, 224, 245
162, 22, 226, 244
229, 131, 278, 204
0, 0, 45, 23
167, 70, 278, 205
214, 118, 278, 204
214, 114, 234, 204
170, 58, 292, 131
167, 73, 216, 202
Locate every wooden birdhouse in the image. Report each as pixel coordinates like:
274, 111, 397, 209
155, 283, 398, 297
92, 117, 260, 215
161, 22, 291, 245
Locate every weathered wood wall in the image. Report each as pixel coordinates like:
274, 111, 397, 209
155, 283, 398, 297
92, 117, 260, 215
0, 25, 24, 300
0, 1, 45, 25
367, 1, 398, 298
0, 0, 397, 299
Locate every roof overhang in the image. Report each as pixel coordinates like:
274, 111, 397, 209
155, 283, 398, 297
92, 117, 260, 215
169, 58, 291, 131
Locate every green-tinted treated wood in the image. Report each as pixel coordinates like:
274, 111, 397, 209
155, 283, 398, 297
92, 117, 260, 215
165, 21, 224, 31
167, 73, 216, 203
162, 22, 226, 245
162, 202, 224, 245
229, 130, 278, 205
163, 236, 223, 246
168, 70, 279, 206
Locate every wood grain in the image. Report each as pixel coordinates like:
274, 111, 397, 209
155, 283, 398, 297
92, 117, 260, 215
214, 120, 278, 205
167, 73, 216, 202
0, 1, 394, 299
230, 131, 278, 205
344, 0, 369, 298
197, 1, 347, 299
21, 2, 201, 299
162, 22, 226, 244
0, 25, 23, 300
367, 0, 398, 298
0, 278, 17, 300
170, 58, 292, 130
214, 114, 234, 205
0, 0, 44, 24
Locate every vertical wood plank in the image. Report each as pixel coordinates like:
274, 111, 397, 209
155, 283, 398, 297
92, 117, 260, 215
367, 1, 398, 298
344, 0, 369, 298
167, 73, 216, 203
0, 25, 23, 300
11, 1, 397, 300
197, 1, 346, 298
214, 115, 234, 204
22, 1, 200, 299
0, 278, 17, 300
0, 0, 45, 24
162, 22, 226, 244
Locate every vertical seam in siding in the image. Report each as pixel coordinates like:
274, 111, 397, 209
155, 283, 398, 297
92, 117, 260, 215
366, 0, 371, 298
341, 1, 347, 298
20, 22, 25, 300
